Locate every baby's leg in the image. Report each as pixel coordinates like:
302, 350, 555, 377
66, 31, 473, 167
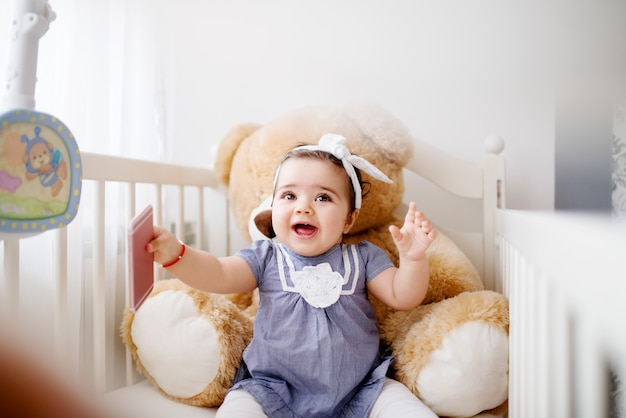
369, 378, 438, 418
216, 389, 267, 418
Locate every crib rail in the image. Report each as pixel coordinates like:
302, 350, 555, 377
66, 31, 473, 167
403, 136, 505, 291
496, 210, 626, 418
1, 152, 234, 394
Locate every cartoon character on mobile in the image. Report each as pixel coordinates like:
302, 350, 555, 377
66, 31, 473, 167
21, 126, 67, 197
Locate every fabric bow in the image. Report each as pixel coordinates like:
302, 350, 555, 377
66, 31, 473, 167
297, 133, 393, 208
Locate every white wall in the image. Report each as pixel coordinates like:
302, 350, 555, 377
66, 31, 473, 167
155, 0, 556, 210
9, 0, 620, 211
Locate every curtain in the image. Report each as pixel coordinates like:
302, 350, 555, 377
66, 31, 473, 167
31, 0, 167, 158
0, 0, 170, 388
1, 0, 171, 155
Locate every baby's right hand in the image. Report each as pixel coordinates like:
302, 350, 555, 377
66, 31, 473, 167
146, 226, 182, 266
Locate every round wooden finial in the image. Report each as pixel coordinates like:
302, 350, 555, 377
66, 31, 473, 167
484, 135, 505, 155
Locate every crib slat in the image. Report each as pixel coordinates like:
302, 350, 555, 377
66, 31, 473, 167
154, 185, 165, 282
53, 228, 68, 367
531, 268, 550, 417
2, 239, 20, 316
125, 182, 138, 386
482, 142, 506, 291
197, 186, 205, 250
517, 253, 529, 417
177, 185, 185, 243
154, 184, 163, 227
93, 180, 107, 393
549, 286, 571, 417
575, 314, 609, 418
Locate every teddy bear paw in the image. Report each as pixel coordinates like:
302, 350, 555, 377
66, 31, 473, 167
130, 289, 223, 398
417, 320, 509, 417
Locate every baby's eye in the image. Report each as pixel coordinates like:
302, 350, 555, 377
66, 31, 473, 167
280, 192, 296, 201
315, 194, 331, 202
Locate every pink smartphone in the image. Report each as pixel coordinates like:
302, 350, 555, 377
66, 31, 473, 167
128, 205, 155, 312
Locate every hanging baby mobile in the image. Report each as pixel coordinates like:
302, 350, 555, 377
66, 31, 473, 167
0, 0, 81, 238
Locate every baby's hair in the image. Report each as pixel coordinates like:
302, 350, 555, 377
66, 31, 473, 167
277, 144, 371, 211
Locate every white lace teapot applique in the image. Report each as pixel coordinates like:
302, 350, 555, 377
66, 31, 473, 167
291, 263, 344, 308
276, 244, 361, 308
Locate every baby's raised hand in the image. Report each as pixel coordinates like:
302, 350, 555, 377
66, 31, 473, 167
389, 202, 436, 261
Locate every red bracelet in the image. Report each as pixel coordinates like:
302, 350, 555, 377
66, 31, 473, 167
161, 240, 186, 268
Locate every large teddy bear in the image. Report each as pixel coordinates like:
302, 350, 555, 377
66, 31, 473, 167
122, 104, 509, 417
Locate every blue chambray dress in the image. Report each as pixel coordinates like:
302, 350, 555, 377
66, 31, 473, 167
230, 240, 394, 418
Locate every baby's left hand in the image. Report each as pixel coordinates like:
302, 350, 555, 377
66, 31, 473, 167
389, 202, 437, 261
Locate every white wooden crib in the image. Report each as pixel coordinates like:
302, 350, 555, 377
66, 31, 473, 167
1, 135, 624, 417
497, 210, 626, 418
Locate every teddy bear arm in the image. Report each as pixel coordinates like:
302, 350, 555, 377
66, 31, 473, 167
388, 291, 509, 417
122, 279, 253, 407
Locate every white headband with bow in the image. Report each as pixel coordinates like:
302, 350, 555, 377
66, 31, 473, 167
283, 133, 393, 209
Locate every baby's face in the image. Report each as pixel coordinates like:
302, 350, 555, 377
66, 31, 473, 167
272, 157, 357, 257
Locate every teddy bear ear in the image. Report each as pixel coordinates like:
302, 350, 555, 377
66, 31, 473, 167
253, 210, 275, 239
215, 123, 262, 186
249, 196, 275, 240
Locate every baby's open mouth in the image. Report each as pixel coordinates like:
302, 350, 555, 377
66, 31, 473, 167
293, 223, 318, 237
